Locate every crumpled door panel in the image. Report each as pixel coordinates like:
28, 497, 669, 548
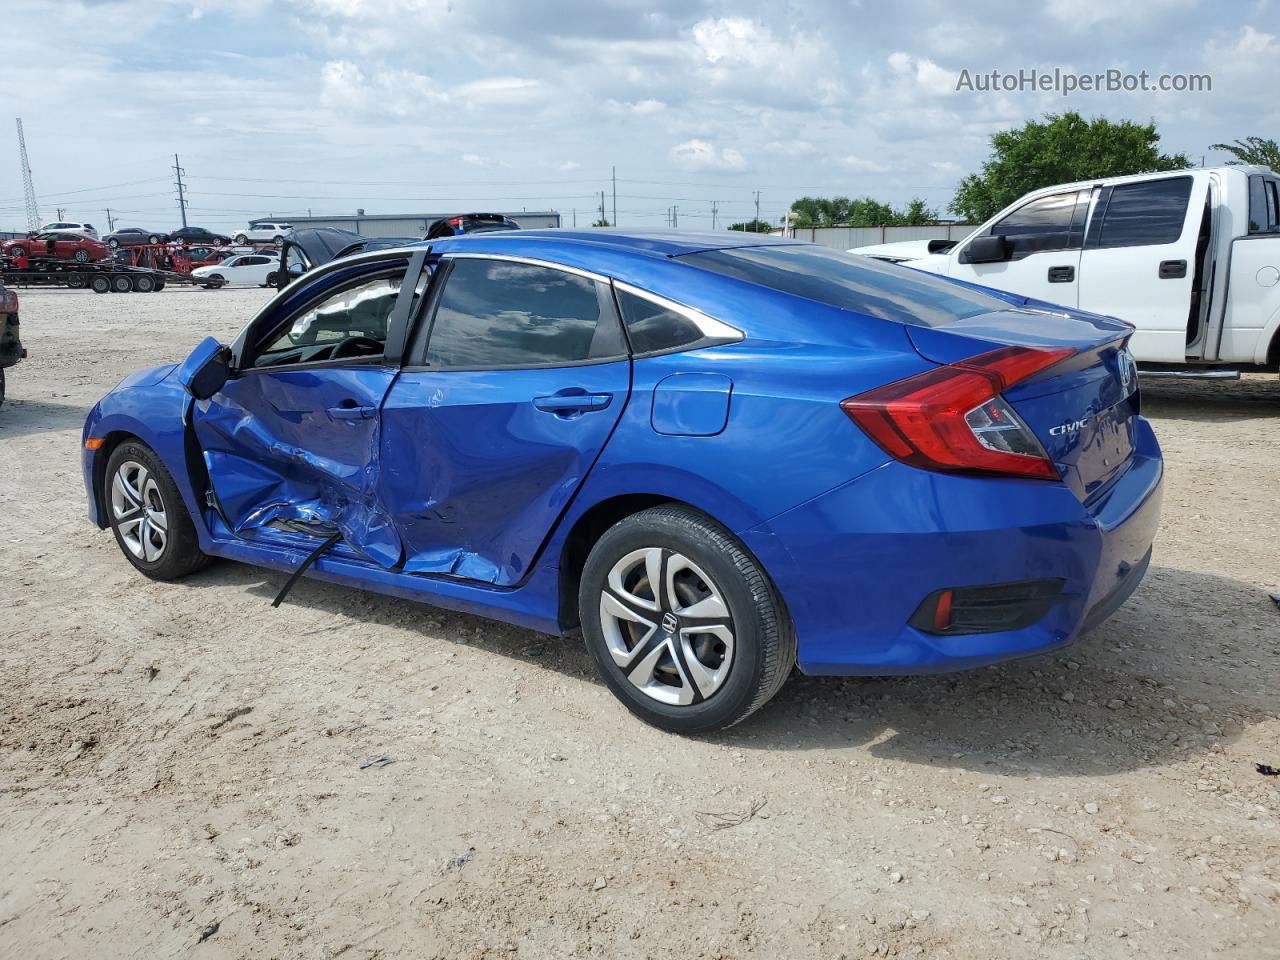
193, 367, 402, 567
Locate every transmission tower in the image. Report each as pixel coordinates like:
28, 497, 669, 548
15, 118, 40, 230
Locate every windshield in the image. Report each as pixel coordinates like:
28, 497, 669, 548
678, 244, 1010, 328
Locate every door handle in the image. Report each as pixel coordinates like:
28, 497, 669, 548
533, 392, 613, 415
1047, 265, 1075, 282
327, 403, 375, 421
1159, 259, 1187, 279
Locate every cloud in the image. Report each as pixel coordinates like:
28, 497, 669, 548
841, 156, 890, 174
670, 139, 746, 171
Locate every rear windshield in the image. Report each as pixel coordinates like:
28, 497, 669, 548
678, 245, 1007, 327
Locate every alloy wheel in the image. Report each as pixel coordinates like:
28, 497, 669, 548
111, 460, 168, 561
598, 547, 735, 706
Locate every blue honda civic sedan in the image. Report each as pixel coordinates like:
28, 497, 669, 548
82, 231, 1162, 733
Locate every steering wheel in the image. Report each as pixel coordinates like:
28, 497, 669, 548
330, 336, 383, 359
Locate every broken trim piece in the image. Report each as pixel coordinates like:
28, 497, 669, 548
271, 529, 343, 608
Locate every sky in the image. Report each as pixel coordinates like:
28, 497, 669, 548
3, 0, 1278, 233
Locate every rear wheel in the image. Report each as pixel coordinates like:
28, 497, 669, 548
579, 504, 795, 734
9, 245, 26, 258
90, 274, 111, 294
105, 441, 210, 580
272, 235, 284, 244
132, 274, 156, 293
108, 238, 120, 249
73, 249, 91, 263
148, 235, 161, 245
111, 274, 132, 293
66, 272, 86, 288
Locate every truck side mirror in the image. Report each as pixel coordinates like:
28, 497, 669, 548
176, 336, 232, 400
961, 235, 1011, 264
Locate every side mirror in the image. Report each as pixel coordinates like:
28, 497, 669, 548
176, 336, 231, 400
961, 234, 1011, 264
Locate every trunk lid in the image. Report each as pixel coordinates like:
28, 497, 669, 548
906, 308, 1139, 502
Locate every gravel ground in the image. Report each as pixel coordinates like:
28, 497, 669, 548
1, 286, 1278, 960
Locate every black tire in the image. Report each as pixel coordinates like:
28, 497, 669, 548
73, 249, 91, 263
579, 504, 795, 734
0, 368, 5, 409
154, 279, 166, 291
104, 441, 211, 581
10, 245, 26, 258
66, 272, 86, 288
234, 234, 248, 244
148, 235, 161, 245
90, 275, 111, 294
132, 274, 156, 293
108, 238, 120, 249
272, 235, 284, 245
264, 273, 279, 288
111, 274, 132, 293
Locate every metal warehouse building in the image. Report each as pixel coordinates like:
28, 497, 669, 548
271, 210, 561, 238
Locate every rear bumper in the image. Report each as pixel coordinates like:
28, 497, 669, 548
745, 416, 1163, 675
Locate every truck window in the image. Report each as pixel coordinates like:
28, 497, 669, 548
1248, 174, 1280, 233
1095, 176, 1192, 248
987, 191, 1084, 258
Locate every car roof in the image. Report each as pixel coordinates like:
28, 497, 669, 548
429, 228, 797, 259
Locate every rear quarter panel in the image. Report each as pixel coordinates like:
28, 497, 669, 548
1222, 235, 1280, 364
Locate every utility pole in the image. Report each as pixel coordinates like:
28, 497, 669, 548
104, 208, 115, 232
611, 165, 617, 228
56, 207, 66, 220
173, 153, 189, 227
572, 208, 576, 228
711, 200, 718, 230
673, 205, 678, 229
598, 191, 607, 226
754, 190, 761, 227
15, 117, 40, 230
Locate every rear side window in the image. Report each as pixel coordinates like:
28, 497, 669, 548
988, 191, 1086, 257
1095, 177, 1192, 248
679, 245, 1008, 328
615, 288, 710, 354
424, 258, 626, 369
1248, 174, 1280, 233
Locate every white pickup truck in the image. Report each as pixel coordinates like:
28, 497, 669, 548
853, 166, 1280, 372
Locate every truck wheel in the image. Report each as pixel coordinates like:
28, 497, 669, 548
111, 274, 132, 293
73, 249, 91, 263
154, 279, 166, 291
0, 368, 5, 409
66, 273, 86, 288
90, 275, 112, 294
132, 274, 156, 293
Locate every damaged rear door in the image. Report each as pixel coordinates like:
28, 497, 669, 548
379, 254, 631, 584
192, 257, 423, 566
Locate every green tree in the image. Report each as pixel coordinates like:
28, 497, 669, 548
1209, 136, 1280, 170
950, 112, 1190, 223
788, 195, 940, 228
729, 219, 773, 233
592, 217, 611, 227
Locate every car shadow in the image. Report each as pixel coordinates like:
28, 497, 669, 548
0, 398, 90, 439
174, 559, 1274, 779
1140, 375, 1280, 422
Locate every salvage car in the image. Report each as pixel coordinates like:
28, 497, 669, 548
0, 280, 22, 407
853, 165, 1280, 372
170, 226, 232, 245
38, 220, 97, 237
4, 231, 109, 263
81, 231, 1163, 733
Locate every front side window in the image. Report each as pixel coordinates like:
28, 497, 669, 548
423, 258, 625, 369
1096, 177, 1192, 248
254, 273, 403, 367
986, 191, 1085, 257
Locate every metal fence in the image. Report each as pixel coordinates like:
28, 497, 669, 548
786, 223, 976, 250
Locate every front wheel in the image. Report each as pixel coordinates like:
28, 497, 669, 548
234, 234, 248, 244
105, 441, 210, 580
148, 235, 161, 244
73, 249, 91, 263
579, 504, 795, 734
108, 238, 119, 249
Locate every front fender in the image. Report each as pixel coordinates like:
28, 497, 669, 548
82, 380, 212, 547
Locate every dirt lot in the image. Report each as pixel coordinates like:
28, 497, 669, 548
1, 285, 1278, 959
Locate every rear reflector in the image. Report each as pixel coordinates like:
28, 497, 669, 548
910, 579, 1065, 635
842, 345, 1073, 479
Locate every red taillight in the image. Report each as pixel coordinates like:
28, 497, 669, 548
842, 345, 1073, 479
448, 217, 464, 227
